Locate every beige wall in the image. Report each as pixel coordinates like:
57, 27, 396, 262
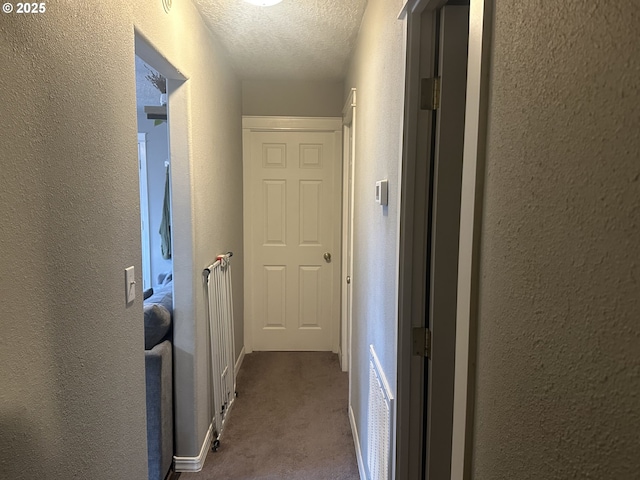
242, 80, 344, 117
0, 1, 243, 477
344, 0, 406, 474
473, 1, 640, 478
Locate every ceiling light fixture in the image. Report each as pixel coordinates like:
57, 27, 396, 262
242, 0, 283, 6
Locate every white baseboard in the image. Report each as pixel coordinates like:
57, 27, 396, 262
349, 404, 367, 480
235, 346, 246, 380
173, 422, 213, 472
173, 348, 245, 473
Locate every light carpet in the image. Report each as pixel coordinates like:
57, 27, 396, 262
181, 351, 360, 480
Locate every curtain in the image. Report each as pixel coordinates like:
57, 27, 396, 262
159, 164, 171, 260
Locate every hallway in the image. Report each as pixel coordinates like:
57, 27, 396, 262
183, 352, 358, 479
2, 1, 640, 479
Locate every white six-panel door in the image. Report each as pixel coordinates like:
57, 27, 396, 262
243, 117, 342, 352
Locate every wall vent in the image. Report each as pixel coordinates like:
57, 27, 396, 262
367, 345, 394, 480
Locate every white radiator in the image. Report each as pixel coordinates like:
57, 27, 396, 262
367, 345, 394, 480
203, 252, 236, 450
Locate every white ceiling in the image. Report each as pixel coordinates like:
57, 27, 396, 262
191, 0, 368, 81
135, 56, 164, 113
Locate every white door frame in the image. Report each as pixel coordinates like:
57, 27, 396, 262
396, 0, 493, 478
341, 89, 356, 374
137, 133, 152, 290
242, 116, 343, 354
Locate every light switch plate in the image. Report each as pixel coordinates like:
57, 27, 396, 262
125, 266, 136, 304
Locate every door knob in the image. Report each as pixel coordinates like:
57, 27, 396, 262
346, 276, 351, 284
323, 252, 332, 263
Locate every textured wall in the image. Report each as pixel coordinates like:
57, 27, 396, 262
344, 0, 406, 475
473, 1, 640, 478
0, 0, 243, 477
183, 22, 244, 454
0, 4, 149, 478
242, 80, 344, 117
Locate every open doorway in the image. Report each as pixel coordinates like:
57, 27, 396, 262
135, 57, 173, 291
134, 52, 176, 480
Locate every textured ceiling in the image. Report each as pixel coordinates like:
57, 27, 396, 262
135, 56, 164, 113
191, 0, 368, 80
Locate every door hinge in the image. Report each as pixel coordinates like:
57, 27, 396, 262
420, 77, 441, 111
413, 327, 432, 359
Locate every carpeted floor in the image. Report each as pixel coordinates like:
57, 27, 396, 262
181, 351, 360, 480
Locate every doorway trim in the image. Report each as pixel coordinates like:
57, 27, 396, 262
137, 133, 152, 290
396, 0, 493, 478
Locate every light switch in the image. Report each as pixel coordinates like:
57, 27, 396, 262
125, 266, 136, 304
